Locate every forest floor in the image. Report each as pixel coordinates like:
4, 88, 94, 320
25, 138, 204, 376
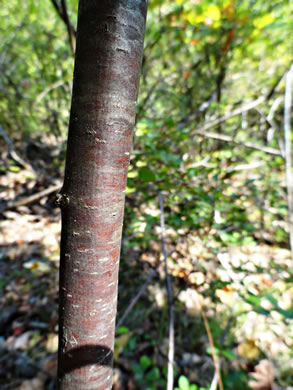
0, 137, 292, 390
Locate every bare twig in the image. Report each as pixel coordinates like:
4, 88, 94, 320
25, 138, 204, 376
1, 183, 62, 212
193, 129, 281, 156
0, 124, 34, 172
60, 0, 76, 53
210, 311, 234, 390
185, 72, 288, 156
159, 193, 174, 390
136, 79, 161, 121
284, 63, 293, 262
219, 310, 234, 348
34, 80, 66, 107
226, 161, 265, 172
210, 372, 219, 390
115, 261, 162, 331
267, 96, 283, 146
50, 0, 76, 53
0, 124, 13, 148
189, 95, 267, 133
185, 69, 286, 133
200, 307, 224, 390
177, 92, 216, 130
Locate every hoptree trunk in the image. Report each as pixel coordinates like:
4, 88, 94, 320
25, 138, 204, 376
57, 1, 148, 388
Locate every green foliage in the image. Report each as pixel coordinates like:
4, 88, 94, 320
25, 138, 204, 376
0, 0, 76, 137
131, 356, 166, 389
175, 375, 206, 390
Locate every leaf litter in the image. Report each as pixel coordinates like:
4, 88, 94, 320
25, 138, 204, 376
0, 141, 292, 389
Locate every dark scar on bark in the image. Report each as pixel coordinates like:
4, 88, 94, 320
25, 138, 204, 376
58, 345, 113, 377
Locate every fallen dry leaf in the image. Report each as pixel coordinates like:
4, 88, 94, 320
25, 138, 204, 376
238, 339, 260, 360
248, 360, 277, 390
18, 377, 44, 390
45, 334, 58, 353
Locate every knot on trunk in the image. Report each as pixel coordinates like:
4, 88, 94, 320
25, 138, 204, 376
56, 192, 70, 209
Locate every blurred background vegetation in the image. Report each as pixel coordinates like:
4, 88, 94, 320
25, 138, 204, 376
0, 0, 293, 389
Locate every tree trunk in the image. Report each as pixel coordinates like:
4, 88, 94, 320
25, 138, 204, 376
57, 1, 148, 388
284, 64, 293, 262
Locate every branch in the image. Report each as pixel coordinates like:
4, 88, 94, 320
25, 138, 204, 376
136, 79, 161, 121
210, 311, 234, 390
0, 183, 62, 212
0, 124, 34, 172
115, 261, 162, 331
181, 71, 288, 156
193, 95, 267, 133
200, 307, 224, 390
0, 124, 13, 148
266, 96, 283, 150
193, 129, 282, 156
34, 80, 66, 107
159, 193, 174, 390
177, 92, 216, 130
50, 0, 76, 53
183, 68, 287, 132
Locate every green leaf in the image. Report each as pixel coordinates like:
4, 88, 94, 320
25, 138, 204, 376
9, 165, 21, 172
264, 293, 279, 308
178, 375, 190, 390
138, 167, 156, 182
221, 350, 236, 360
128, 337, 136, 350
256, 307, 270, 316
132, 363, 144, 376
145, 367, 161, 381
140, 355, 152, 370
244, 293, 261, 306
277, 308, 293, 319
116, 326, 129, 335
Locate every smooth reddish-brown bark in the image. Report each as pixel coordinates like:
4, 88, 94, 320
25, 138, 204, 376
57, 1, 147, 388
